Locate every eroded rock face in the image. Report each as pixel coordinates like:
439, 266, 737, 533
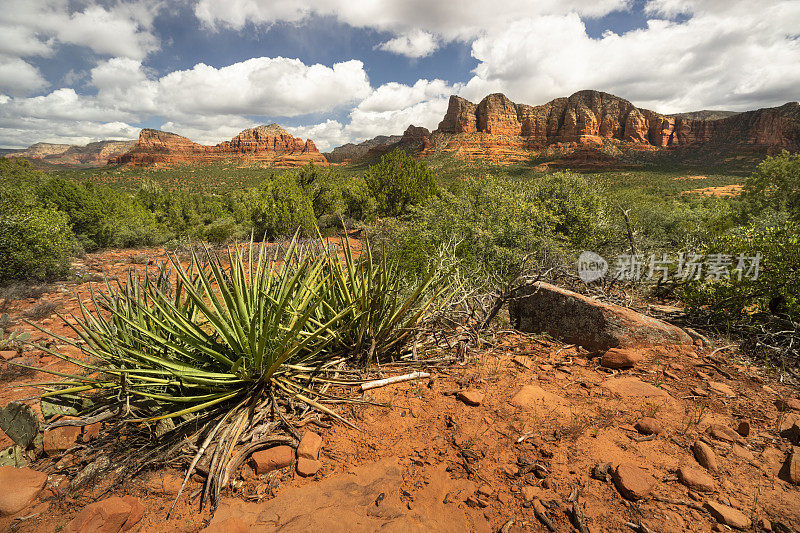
5, 140, 137, 167
509, 282, 692, 351
432, 90, 800, 155
110, 124, 327, 167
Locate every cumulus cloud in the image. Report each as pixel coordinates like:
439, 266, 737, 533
195, 0, 630, 56
0, 56, 49, 96
461, 1, 800, 113
377, 30, 438, 58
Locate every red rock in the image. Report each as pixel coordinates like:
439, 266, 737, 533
692, 441, 718, 472
634, 417, 663, 435
736, 420, 750, 438
456, 390, 484, 406
120, 496, 144, 531
297, 431, 323, 460
707, 381, 735, 396
509, 282, 692, 351
431, 91, 800, 163
200, 516, 250, 533
779, 447, 800, 485
145, 471, 184, 496
677, 466, 715, 492
296, 457, 322, 477
707, 424, 742, 443
249, 446, 294, 475
0, 350, 18, 361
43, 426, 81, 456
776, 398, 800, 411
81, 422, 101, 443
600, 348, 643, 369
110, 125, 326, 168
704, 500, 751, 530
612, 463, 656, 500
66, 496, 135, 533
0, 466, 47, 515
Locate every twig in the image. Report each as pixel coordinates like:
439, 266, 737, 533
499, 519, 514, 533
625, 522, 655, 533
568, 485, 590, 533
360, 371, 430, 391
708, 344, 736, 358
532, 499, 556, 531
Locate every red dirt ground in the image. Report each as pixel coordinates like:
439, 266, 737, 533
1, 246, 798, 532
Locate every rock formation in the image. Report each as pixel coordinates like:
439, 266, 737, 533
5, 140, 136, 167
325, 134, 403, 163
110, 124, 326, 167
425, 90, 800, 162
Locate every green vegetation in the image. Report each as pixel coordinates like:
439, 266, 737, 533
35, 235, 450, 506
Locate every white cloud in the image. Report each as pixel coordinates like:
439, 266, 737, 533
194, 0, 630, 56
0, 0, 160, 61
0, 56, 49, 96
461, 1, 800, 113
377, 30, 438, 58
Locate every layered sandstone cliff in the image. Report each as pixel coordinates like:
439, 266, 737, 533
428, 90, 800, 160
5, 140, 136, 167
110, 124, 326, 167
325, 134, 403, 163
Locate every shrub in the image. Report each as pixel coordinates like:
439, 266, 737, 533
681, 222, 800, 321
0, 204, 72, 283
365, 149, 437, 217
742, 150, 800, 221
248, 174, 315, 239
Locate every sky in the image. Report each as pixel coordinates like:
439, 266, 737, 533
0, 0, 799, 150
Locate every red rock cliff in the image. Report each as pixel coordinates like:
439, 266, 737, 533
110, 124, 327, 167
434, 90, 800, 152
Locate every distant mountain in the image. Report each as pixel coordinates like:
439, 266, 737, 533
669, 110, 740, 121
0, 148, 22, 157
5, 140, 136, 167
325, 135, 402, 163
110, 124, 326, 167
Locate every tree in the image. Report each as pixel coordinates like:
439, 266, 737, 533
743, 151, 800, 221
364, 149, 437, 217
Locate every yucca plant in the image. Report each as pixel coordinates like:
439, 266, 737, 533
318, 235, 453, 362
23, 231, 453, 512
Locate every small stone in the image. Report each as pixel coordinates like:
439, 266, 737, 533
704, 500, 751, 530
600, 348, 642, 369
296, 457, 321, 477
0, 466, 47, 515
121, 496, 144, 531
0, 350, 17, 361
43, 426, 81, 456
736, 420, 750, 438
66, 496, 137, 533
145, 471, 184, 496
456, 390, 484, 406
707, 424, 742, 443
668, 363, 684, 371
477, 484, 493, 497
521, 485, 540, 502
779, 447, 800, 485
775, 398, 800, 412
759, 517, 772, 531
297, 431, 323, 460
634, 417, 663, 435
511, 356, 532, 369
677, 466, 715, 492
691, 387, 709, 397
501, 464, 519, 477
692, 441, 719, 472
708, 381, 736, 397
249, 446, 294, 475
466, 495, 489, 508
612, 463, 656, 500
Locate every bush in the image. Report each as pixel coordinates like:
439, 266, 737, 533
386, 173, 603, 283
0, 204, 73, 283
365, 149, 437, 217
249, 174, 315, 239
682, 223, 800, 322
742, 150, 800, 221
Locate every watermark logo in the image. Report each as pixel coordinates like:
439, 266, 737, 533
577, 251, 762, 283
577, 251, 608, 283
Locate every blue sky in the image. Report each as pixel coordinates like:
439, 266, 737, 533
1, 0, 798, 149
